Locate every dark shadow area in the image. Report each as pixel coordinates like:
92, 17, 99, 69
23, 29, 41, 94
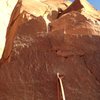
58, 0, 83, 17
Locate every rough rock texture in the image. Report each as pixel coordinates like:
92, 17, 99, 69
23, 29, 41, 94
0, 0, 71, 60
51, 11, 100, 35
0, 0, 100, 100
0, 0, 68, 61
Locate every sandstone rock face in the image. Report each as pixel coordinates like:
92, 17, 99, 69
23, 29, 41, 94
0, 0, 18, 58
0, 0, 100, 100
0, 0, 70, 60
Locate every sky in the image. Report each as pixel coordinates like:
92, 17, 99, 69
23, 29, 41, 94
88, 0, 100, 10
70, 0, 100, 10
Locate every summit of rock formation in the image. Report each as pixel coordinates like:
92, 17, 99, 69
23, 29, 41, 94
59, 0, 100, 20
0, 0, 100, 100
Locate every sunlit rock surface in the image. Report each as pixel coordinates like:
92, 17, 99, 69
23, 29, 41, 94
59, 0, 100, 20
0, 0, 18, 58
0, 0, 100, 100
